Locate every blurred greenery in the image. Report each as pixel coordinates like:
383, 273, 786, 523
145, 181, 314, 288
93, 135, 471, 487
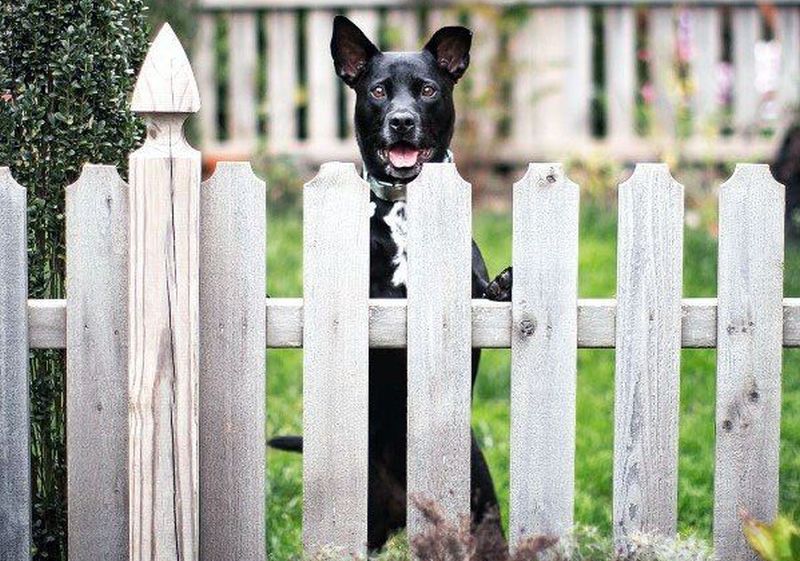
265, 198, 800, 560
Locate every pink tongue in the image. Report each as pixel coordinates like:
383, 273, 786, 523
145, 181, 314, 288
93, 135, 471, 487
388, 145, 420, 168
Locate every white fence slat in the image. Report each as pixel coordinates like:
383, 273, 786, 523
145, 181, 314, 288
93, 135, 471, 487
689, 7, 722, 132
406, 164, 472, 534
267, 11, 298, 151
345, 10, 380, 138
228, 12, 259, 144
302, 163, 370, 556
199, 163, 267, 560
732, 7, 760, 134
604, 6, 636, 140
613, 164, 683, 552
566, 6, 591, 139
196, 13, 218, 145
778, 7, 800, 117
386, 9, 419, 50
509, 164, 579, 545
65, 165, 129, 561
510, 10, 537, 144
0, 168, 31, 560
307, 11, 339, 144
650, 7, 677, 137
714, 164, 784, 561
129, 24, 201, 561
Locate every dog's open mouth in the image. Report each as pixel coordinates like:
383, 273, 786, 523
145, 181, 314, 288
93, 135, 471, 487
379, 143, 433, 169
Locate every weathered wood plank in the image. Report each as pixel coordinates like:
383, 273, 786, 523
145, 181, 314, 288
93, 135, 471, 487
509, 164, 579, 546
266, 11, 299, 151
303, 163, 370, 556
714, 164, 784, 561
195, 13, 218, 145
406, 164, 472, 534
199, 162, 266, 560
732, 7, 760, 134
0, 167, 31, 560
778, 7, 800, 118
129, 24, 201, 561
65, 165, 129, 561
613, 164, 683, 553
649, 7, 677, 137
227, 12, 259, 143
689, 7, 722, 132
604, 6, 636, 140
306, 11, 339, 144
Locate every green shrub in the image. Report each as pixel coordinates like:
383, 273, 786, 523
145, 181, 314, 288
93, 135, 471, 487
0, 2, 148, 558
743, 512, 800, 561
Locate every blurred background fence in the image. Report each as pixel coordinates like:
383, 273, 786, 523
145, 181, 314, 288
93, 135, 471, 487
191, 0, 800, 166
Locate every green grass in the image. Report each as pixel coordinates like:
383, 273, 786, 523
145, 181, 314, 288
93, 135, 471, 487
265, 204, 800, 559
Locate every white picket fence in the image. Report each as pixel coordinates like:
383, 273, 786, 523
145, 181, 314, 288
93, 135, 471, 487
194, 0, 800, 163
0, 20, 798, 561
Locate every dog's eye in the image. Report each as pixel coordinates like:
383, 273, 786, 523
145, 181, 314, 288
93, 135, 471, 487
370, 85, 386, 99
421, 85, 437, 98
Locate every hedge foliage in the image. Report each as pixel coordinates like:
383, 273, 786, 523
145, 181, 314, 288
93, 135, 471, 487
0, 2, 148, 558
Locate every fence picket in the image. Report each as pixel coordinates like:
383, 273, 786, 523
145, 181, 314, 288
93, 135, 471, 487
307, 11, 339, 144
128, 24, 201, 561
510, 164, 579, 545
714, 165, 784, 561
732, 7, 760, 134
228, 12, 259, 145
613, 164, 683, 553
604, 6, 636, 141
0, 167, 30, 560
303, 163, 370, 556
650, 8, 677, 137
690, 7, 722, 133
778, 7, 800, 118
199, 162, 267, 560
406, 164, 472, 534
196, 13, 218, 145
267, 11, 298, 151
65, 165, 129, 561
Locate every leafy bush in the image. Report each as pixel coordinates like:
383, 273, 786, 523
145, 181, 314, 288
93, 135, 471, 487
0, 2, 148, 558
743, 512, 800, 561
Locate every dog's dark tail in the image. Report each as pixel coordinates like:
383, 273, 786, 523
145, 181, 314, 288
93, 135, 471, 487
268, 435, 303, 453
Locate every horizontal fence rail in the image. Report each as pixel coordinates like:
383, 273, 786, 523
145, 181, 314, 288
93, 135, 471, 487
193, 1, 800, 163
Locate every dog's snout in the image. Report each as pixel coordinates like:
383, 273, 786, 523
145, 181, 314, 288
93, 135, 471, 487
389, 111, 416, 134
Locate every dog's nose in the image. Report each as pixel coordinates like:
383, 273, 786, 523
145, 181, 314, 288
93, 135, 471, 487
389, 112, 416, 134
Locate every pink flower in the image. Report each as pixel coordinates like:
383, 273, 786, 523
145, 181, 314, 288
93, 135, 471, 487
641, 82, 656, 104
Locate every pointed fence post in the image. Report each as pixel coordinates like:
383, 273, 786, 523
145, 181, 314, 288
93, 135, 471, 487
128, 24, 201, 561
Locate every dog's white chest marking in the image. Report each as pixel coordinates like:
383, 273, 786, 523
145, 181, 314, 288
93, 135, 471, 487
384, 201, 407, 288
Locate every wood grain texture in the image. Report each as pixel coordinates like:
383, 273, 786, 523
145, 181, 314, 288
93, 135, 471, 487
732, 7, 759, 133
129, 26, 201, 561
199, 162, 266, 561
131, 24, 200, 113
66, 165, 129, 561
0, 167, 31, 560
510, 164, 579, 545
604, 6, 635, 140
613, 164, 683, 553
306, 11, 339, 144
714, 164, 784, 561
302, 163, 370, 557
228, 12, 259, 143
406, 164, 472, 535
649, 7, 677, 137
27, 297, 800, 350
689, 7, 722, 132
266, 11, 299, 150
195, 14, 218, 145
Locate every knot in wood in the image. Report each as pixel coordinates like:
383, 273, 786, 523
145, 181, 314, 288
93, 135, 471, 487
519, 318, 536, 337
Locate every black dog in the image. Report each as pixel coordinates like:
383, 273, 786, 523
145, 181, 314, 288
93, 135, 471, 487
270, 16, 513, 552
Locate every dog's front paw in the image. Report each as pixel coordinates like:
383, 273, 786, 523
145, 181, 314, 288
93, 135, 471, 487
485, 266, 512, 302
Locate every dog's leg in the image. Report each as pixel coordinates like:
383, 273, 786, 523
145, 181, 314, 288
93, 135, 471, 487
484, 266, 512, 302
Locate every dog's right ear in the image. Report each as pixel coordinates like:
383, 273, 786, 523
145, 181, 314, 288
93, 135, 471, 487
331, 15, 380, 87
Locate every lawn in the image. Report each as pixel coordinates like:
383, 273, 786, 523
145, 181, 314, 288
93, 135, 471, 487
265, 201, 800, 560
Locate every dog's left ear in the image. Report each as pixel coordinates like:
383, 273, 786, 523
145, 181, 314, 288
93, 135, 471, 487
331, 15, 380, 87
424, 26, 472, 82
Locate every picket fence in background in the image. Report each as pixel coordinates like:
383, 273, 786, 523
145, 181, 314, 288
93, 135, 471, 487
194, 0, 800, 163
0, 20, 798, 561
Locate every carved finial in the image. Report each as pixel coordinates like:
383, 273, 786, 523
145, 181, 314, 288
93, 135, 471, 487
131, 23, 200, 114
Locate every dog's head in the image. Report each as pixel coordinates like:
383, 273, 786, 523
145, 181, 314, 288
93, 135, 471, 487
331, 15, 471, 183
